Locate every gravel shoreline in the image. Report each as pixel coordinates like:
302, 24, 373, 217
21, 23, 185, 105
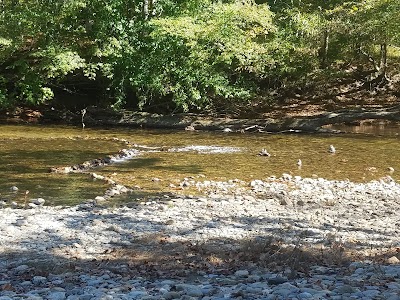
1, 175, 400, 299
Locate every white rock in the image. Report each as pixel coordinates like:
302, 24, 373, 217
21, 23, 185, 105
30, 198, 45, 205
95, 196, 106, 202
387, 256, 400, 264
32, 275, 47, 285
235, 270, 249, 277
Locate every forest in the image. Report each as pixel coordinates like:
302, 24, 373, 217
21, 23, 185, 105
0, 0, 399, 116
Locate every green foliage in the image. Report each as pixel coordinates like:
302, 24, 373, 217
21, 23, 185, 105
41, 49, 86, 79
0, 75, 8, 107
345, 0, 400, 49
0, 0, 399, 112
137, 1, 278, 110
0, 0, 89, 106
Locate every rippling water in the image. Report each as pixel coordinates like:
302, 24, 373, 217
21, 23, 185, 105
0, 124, 399, 205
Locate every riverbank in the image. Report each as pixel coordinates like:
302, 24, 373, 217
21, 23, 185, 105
2, 103, 400, 134
1, 67, 400, 133
1, 175, 399, 299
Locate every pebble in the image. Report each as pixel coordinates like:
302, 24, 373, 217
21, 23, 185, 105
32, 276, 47, 285
388, 256, 400, 264
234, 270, 249, 277
1, 175, 400, 299
30, 198, 46, 205
47, 291, 66, 300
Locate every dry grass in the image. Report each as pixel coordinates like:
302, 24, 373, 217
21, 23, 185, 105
2, 233, 398, 280
77, 234, 400, 278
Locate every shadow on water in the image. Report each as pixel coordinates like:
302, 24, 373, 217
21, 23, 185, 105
326, 122, 400, 136
0, 148, 110, 172
0, 137, 125, 205
108, 157, 204, 174
104, 156, 205, 176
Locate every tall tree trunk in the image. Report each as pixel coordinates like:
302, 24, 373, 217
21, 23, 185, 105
142, 0, 149, 20
378, 43, 387, 77
319, 29, 329, 69
360, 43, 389, 89
142, 0, 156, 20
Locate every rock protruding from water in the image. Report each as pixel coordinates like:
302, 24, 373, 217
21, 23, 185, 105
50, 148, 140, 174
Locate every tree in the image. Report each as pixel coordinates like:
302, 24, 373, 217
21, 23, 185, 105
95, 0, 290, 112
1, 0, 399, 112
348, 0, 400, 84
0, 0, 91, 107
268, 0, 400, 87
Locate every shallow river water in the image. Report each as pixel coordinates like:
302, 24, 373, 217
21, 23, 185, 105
1, 124, 399, 205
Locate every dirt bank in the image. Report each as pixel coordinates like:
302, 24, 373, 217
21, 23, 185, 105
2, 104, 400, 133
1, 71, 399, 133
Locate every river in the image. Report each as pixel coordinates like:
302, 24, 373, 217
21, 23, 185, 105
1, 124, 399, 205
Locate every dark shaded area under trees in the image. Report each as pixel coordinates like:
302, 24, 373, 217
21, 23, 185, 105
0, 0, 399, 117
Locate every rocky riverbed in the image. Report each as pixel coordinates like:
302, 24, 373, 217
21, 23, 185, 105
1, 175, 400, 300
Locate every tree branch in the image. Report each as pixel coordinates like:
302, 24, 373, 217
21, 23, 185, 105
358, 47, 379, 72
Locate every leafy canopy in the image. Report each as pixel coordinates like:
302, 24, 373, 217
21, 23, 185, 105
0, 0, 399, 112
